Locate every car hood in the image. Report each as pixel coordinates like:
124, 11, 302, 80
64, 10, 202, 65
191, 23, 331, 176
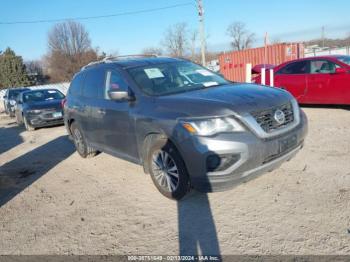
25, 99, 63, 110
156, 83, 293, 117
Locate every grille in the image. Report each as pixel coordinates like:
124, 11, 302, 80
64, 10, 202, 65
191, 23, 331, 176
251, 103, 294, 133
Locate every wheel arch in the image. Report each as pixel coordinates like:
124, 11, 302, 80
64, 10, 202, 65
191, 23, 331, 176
66, 118, 75, 135
141, 133, 184, 174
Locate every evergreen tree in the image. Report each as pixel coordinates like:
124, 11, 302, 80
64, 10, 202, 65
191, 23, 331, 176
0, 47, 31, 89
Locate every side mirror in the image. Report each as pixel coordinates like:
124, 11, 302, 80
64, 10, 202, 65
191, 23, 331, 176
335, 67, 347, 74
108, 90, 133, 101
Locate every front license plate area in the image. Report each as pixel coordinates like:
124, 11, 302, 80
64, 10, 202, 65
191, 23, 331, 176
279, 135, 297, 154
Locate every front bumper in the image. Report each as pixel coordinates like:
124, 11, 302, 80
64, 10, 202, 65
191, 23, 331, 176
26, 110, 64, 128
177, 111, 308, 192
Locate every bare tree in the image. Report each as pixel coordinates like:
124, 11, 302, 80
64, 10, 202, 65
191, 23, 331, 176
226, 22, 255, 51
46, 21, 97, 82
48, 20, 91, 55
141, 47, 163, 56
162, 23, 189, 57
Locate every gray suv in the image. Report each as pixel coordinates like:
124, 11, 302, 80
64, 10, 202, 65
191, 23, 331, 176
64, 56, 307, 200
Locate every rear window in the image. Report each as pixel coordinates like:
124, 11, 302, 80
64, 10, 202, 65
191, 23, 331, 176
69, 73, 84, 96
23, 90, 64, 103
82, 68, 105, 98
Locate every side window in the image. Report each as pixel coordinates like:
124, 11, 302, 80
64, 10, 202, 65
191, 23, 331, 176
310, 60, 339, 74
83, 68, 105, 98
277, 61, 309, 75
69, 73, 84, 96
104, 70, 129, 99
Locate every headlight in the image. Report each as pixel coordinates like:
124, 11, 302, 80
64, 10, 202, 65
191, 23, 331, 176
28, 109, 41, 114
9, 100, 16, 106
182, 117, 244, 136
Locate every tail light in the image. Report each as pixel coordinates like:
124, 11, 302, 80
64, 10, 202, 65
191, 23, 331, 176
61, 98, 67, 108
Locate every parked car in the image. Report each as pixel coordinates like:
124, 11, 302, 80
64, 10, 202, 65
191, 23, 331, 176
253, 55, 350, 105
64, 56, 308, 200
15, 89, 65, 131
2, 88, 30, 117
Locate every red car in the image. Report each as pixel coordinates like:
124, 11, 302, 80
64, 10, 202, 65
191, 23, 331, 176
253, 55, 350, 105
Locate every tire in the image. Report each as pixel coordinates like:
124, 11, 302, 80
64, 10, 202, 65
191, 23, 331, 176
23, 116, 35, 131
147, 138, 190, 200
70, 122, 98, 158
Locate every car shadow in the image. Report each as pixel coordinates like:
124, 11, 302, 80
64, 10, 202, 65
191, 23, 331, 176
163, 134, 222, 258
177, 192, 221, 257
0, 135, 75, 207
0, 121, 24, 155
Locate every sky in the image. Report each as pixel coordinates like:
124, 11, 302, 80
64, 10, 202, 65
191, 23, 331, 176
1, 0, 350, 61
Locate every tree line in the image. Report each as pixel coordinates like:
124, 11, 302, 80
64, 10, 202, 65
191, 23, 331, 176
0, 20, 258, 89
2, 19, 344, 89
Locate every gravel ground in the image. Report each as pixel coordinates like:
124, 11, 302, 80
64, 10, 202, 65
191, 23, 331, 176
0, 107, 349, 256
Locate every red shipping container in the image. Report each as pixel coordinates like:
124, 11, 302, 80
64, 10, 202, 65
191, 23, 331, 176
219, 43, 304, 82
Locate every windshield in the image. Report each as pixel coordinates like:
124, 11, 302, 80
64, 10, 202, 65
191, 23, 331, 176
337, 56, 350, 65
127, 61, 229, 96
23, 89, 65, 103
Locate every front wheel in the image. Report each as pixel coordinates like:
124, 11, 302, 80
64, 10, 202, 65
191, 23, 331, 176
70, 122, 98, 158
147, 138, 190, 200
23, 116, 35, 131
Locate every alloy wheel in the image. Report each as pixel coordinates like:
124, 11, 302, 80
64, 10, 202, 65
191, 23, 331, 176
151, 150, 179, 192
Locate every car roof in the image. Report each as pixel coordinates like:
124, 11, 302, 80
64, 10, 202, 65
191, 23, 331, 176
81, 56, 186, 72
275, 55, 350, 70
286, 55, 349, 63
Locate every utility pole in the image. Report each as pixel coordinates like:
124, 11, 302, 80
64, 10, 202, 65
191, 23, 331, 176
321, 26, 325, 48
197, 0, 206, 66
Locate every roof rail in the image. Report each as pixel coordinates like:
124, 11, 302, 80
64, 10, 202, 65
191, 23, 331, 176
80, 60, 105, 71
80, 54, 159, 71
105, 54, 158, 60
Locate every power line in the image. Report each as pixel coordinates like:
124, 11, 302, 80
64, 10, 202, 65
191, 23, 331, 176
0, 2, 193, 25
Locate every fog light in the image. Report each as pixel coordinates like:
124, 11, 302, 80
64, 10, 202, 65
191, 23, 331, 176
206, 155, 221, 171
206, 154, 240, 172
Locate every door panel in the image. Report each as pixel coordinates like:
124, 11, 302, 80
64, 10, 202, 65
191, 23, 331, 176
80, 68, 105, 145
305, 74, 331, 104
97, 100, 137, 160
275, 60, 308, 102
305, 59, 350, 104
91, 69, 138, 160
275, 74, 307, 101
328, 72, 350, 104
